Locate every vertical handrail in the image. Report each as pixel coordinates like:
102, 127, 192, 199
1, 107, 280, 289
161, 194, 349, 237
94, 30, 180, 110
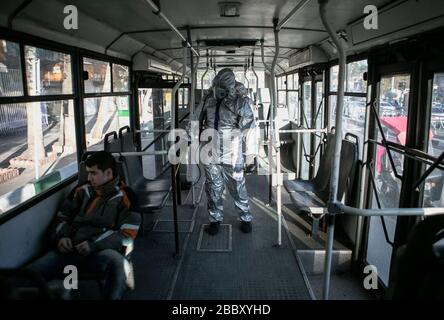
251, 52, 259, 105
272, 21, 283, 247
189, 37, 199, 206
261, 39, 275, 206
244, 63, 250, 97
261, 21, 282, 246
170, 45, 187, 255
171, 163, 179, 254
319, 0, 346, 300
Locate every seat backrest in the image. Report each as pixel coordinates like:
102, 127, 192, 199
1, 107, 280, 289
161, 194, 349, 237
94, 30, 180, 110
312, 133, 335, 191
336, 138, 359, 201
106, 139, 121, 153
387, 215, 444, 299
120, 131, 143, 186
104, 131, 120, 153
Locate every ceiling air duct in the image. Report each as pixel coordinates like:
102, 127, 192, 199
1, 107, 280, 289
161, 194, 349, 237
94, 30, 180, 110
133, 52, 172, 74
288, 46, 327, 69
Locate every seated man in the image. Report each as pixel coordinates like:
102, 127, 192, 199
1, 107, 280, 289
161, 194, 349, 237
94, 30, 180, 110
27, 151, 140, 300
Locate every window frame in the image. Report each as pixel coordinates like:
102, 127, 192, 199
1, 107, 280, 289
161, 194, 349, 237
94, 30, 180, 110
0, 27, 132, 225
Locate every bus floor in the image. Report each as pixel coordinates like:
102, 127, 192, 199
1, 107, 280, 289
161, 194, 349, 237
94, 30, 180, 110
122, 171, 375, 300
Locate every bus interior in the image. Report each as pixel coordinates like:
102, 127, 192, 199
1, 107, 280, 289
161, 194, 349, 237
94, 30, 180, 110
0, 0, 444, 301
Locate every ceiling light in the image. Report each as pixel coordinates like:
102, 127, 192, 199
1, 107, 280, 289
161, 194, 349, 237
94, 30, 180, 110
219, 2, 241, 17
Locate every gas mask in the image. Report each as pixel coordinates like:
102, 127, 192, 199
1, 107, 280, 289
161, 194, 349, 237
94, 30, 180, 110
213, 86, 227, 100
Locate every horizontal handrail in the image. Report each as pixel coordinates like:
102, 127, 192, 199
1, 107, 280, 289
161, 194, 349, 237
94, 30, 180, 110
278, 128, 328, 134
142, 112, 189, 152
368, 140, 444, 175
136, 129, 171, 133
332, 201, 444, 217
111, 151, 168, 157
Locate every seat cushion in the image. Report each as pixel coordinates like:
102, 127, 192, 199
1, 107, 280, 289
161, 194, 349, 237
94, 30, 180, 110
283, 179, 315, 193
133, 178, 171, 193
290, 191, 328, 215
135, 190, 170, 212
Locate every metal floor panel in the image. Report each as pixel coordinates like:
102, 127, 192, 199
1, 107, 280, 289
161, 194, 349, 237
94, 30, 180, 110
152, 219, 195, 233
124, 175, 314, 300
170, 174, 312, 300
196, 224, 232, 252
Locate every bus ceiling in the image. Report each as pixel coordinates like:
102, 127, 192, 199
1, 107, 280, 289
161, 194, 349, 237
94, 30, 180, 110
1, 0, 444, 73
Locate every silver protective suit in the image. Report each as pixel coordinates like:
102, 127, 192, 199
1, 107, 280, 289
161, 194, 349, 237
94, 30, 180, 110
198, 68, 257, 223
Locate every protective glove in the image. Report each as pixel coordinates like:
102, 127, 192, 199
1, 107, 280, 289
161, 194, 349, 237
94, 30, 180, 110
244, 155, 257, 176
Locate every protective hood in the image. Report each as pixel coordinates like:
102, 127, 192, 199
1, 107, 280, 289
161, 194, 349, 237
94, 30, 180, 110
212, 68, 236, 98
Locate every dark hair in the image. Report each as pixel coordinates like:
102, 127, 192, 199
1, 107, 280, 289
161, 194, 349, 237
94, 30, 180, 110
85, 151, 117, 178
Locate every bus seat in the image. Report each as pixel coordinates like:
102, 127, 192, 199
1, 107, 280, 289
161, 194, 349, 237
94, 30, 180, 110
104, 131, 121, 153
119, 128, 171, 193
117, 127, 172, 235
285, 136, 358, 238
284, 133, 335, 194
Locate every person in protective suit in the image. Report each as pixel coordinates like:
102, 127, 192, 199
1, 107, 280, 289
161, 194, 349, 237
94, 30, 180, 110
198, 68, 257, 235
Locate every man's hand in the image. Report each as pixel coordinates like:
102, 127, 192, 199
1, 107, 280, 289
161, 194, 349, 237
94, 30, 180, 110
245, 155, 257, 175
75, 241, 91, 256
57, 237, 73, 253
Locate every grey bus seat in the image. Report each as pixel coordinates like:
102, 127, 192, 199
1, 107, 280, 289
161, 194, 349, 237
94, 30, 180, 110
119, 127, 171, 194
104, 131, 121, 153
284, 133, 335, 194
117, 127, 171, 235
136, 191, 170, 211
285, 136, 359, 238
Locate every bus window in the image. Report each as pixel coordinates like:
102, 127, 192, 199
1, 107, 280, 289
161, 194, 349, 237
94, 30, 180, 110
84, 96, 130, 150
25, 46, 72, 96
112, 64, 130, 92
314, 81, 324, 173
83, 58, 111, 94
0, 39, 23, 97
424, 73, 444, 207
300, 81, 312, 180
346, 60, 368, 93
0, 43, 77, 215
83, 57, 131, 151
330, 65, 339, 92
375, 75, 410, 179
328, 60, 368, 159
288, 91, 299, 121
0, 100, 78, 214
287, 73, 299, 122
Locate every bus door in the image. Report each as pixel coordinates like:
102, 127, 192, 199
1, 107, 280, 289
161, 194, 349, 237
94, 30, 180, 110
136, 74, 189, 178
365, 68, 412, 287
300, 73, 324, 180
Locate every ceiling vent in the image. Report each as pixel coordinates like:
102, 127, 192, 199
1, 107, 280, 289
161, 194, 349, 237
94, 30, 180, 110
288, 46, 327, 69
203, 39, 257, 47
217, 64, 243, 68
133, 52, 172, 74
219, 2, 241, 17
